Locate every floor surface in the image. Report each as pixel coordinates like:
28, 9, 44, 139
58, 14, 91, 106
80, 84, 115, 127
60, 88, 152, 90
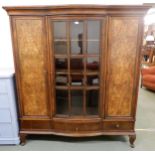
0, 87, 155, 151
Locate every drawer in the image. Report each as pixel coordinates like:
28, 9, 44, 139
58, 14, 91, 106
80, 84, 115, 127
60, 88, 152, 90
0, 124, 13, 138
0, 109, 12, 123
21, 120, 51, 130
53, 119, 101, 132
103, 121, 134, 131
0, 80, 7, 93
0, 94, 9, 108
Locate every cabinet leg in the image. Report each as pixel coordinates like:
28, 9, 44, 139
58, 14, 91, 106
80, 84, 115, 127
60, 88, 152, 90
20, 133, 27, 146
129, 134, 136, 148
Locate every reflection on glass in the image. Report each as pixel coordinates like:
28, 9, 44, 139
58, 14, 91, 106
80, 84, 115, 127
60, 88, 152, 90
78, 33, 83, 54
87, 21, 100, 40
71, 74, 84, 86
54, 22, 66, 40
87, 75, 99, 86
71, 90, 83, 115
56, 75, 68, 86
86, 90, 99, 115
56, 90, 68, 115
70, 58, 84, 71
86, 57, 99, 72
71, 21, 84, 54
54, 41, 67, 54
71, 40, 83, 54
71, 21, 83, 40
55, 58, 68, 70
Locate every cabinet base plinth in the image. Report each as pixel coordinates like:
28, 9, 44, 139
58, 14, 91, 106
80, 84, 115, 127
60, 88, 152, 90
20, 130, 136, 147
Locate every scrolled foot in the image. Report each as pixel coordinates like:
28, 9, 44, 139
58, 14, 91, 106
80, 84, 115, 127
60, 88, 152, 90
20, 142, 26, 146
129, 134, 136, 148
20, 133, 27, 146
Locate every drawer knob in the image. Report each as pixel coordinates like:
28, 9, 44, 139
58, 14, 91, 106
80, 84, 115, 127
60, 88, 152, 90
116, 124, 120, 128
76, 127, 78, 131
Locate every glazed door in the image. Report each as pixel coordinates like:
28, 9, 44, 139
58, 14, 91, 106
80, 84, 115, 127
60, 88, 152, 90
49, 18, 105, 117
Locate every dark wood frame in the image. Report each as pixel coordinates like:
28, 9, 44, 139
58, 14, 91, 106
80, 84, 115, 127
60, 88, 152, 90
3, 5, 150, 148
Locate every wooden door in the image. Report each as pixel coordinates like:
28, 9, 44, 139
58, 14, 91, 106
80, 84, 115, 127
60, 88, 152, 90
12, 17, 49, 117
105, 17, 142, 118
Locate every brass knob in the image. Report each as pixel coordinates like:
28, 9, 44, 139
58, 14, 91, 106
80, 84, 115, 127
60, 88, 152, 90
116, 124, 120, 128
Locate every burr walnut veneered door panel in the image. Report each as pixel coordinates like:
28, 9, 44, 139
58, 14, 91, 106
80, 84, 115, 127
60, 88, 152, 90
13, 17, 49, 116
105, 17, 140, 117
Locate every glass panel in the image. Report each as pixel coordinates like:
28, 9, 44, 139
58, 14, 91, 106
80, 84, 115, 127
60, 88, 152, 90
71, 21, 84, 54
56, 90, 68, 115
87, 75, 99, 86
86, 90, 99, 115
53, 22, 67, 55
86, 57, 99, 72
53, 20, 101, 117
71, 74, 84, 86
54, 41, 67, 55
87, 41, 99, 54
87, 21, 100, 54
55, 58, 68, 71
87, 21, 100, 40
54, 22, 66, 40
56, 75, 68, 86
71, 41, 84, 54
71, 90, 83, 115
70, 58, 84, 71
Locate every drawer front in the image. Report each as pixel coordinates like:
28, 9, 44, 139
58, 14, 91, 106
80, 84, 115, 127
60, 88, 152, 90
103, 121, 134, 131
53, 120, 101, 132
21, 120, 51, 130
0, 124, 13, 138
0, 109, 12, 123
0, 94, 9, 108
0, 80, 7, 93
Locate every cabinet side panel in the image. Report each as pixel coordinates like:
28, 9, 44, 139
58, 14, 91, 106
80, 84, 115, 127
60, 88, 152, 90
14, 17, 48, 116
106, 17, 139, 117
